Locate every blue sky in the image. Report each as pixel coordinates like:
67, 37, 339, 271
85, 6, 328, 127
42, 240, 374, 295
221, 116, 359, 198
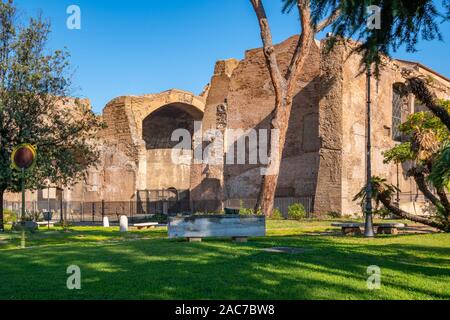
15, 0, 450, 113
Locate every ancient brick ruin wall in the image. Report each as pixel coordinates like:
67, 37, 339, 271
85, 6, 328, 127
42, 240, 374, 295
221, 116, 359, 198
222, 36, 322, 201
66, 91, 205, 203
189, 59, 239, 212
339, 46, 404, 215
192, 36, 450, 215
337, 42, 450, 215
6, 36, 449, 216
313, 40, 345, 213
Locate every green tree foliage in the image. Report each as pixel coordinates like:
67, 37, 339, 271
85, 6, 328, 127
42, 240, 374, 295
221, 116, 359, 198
354, 176, 398, 207
429, 142, 450, 191
353, 176, 399, 214
372, 100, 450, 231
271, 208, 284, 220
0, 1, 104, 231
383, 142, 413, 163
282, 0, 449, 69
355, 176, 450, 231
383, 101, 450, 164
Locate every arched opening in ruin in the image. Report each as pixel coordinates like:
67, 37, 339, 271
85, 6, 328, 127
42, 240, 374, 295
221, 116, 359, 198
142, 103, 203, 192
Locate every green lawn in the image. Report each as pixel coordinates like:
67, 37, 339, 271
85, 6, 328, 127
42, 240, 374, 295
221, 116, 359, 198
0, 219, 449, 300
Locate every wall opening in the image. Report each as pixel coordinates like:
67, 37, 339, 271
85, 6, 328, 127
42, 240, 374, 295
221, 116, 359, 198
142, 103, 203, 191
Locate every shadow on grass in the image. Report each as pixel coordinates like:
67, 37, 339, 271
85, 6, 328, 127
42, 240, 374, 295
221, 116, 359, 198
0, 231, 449, 300
0, 227, 167, 250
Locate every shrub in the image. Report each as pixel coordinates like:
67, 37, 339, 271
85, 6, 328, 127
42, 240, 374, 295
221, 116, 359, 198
3, 209, 18, 224
239, 201, 262, 215
28, 211, 42, 222
17, 210, 38, 222
239, 208, 263, 215
327, 211, 341, 219
239, 207, 255, 215
270, 208, 284, 220
57, 220, 73, 231
287, 203, 306, 220
150, 214, 168, 223
374, 207, 391, 219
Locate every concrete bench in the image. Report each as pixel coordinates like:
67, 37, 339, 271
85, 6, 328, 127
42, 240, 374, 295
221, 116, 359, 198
332, 223, 363, 235
169, 215, 266, 242
332, 222, 406, 235
183, 236, 250, 243
37, 221, 57, 228
374, 223, 405, 235
129, 222, 158, 230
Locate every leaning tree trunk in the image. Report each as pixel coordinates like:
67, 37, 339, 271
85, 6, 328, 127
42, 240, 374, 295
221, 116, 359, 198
380, 196, 450, 232
407, 77, 450, 131
411, 166, 450, 219
436, 187, 450, 216
0, 188, 5, 232
413, 172, 444, 210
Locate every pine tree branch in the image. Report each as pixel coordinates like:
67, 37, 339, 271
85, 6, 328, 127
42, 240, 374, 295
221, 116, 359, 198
315, 7, 341, 32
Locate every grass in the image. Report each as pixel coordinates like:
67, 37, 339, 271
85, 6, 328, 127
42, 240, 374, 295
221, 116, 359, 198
0, 219, 449, 300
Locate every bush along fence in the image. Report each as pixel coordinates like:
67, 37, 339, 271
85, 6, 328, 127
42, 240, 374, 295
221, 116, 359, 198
224, 197, 314, 218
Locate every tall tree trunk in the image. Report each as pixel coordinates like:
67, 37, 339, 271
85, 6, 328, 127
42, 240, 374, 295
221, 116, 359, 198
251, 0, 315, 216
256, 103, 292, 215
0, 188, 5, 232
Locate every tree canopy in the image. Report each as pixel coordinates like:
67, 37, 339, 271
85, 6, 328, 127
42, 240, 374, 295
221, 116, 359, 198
379, 100, 450, 231
0, 1, 104, 231
282, 0, 450, 68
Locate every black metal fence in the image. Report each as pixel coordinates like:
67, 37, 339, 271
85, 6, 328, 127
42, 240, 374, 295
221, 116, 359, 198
3, 196, 316, 222
225, 197, 314, 217
3, 200, 139, 223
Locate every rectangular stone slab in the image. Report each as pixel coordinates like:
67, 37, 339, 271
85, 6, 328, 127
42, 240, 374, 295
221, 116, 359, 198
130, 222, 158, 229
168, 215, 266, 239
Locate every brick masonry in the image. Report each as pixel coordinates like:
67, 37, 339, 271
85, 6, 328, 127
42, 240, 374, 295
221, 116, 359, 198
5, 36, 450, 216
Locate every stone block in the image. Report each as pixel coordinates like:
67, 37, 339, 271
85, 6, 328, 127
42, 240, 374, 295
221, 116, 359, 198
103, 216, 110, 228
119, 215, 128, 232
168, 215, 265, 240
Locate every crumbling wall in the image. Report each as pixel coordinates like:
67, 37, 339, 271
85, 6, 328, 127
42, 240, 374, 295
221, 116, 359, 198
190, 59, 239, 212
313, 40, 344, 214
222, 36, 322, 201
339, 43, 450, 215
66, 91, 205, 203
